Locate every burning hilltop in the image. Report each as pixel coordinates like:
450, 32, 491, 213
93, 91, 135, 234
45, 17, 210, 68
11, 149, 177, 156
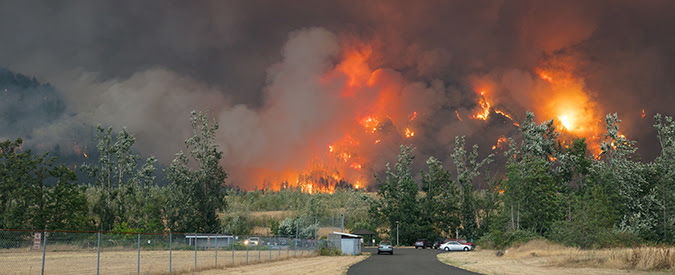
222, 30, 441, 192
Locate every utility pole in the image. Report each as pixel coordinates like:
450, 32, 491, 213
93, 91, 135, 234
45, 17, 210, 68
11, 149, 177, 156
340, 214, 344, 232
396, 221, 399, 247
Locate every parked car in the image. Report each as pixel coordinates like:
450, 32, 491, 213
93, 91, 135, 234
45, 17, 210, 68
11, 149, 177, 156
414, 239, 432, 249
244, 237, 260, 246
377, 241, 394, 255
439, 240, 473, 251
447, 239, 475, 249
433, 238, 446, 249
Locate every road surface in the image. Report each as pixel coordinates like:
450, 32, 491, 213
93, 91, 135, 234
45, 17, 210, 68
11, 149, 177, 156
348, 247, 480, 275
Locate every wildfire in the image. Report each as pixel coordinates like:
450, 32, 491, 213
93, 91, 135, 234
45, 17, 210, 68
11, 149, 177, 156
72, 141, 88, 158
360, 116, 380, 133
641, 109, 646, 119
491, 136, 508, 151
471, 95, 491, 120
560, 115, 572, 130
257, 42, 426, 193
405, 128, 415, 138
409, 111, 417, 121
495, 108, 520, 127
533, 67, 603, 155
455, 110, 463, 121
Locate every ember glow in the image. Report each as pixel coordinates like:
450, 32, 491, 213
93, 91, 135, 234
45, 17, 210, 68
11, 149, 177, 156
491, 136, 508, 151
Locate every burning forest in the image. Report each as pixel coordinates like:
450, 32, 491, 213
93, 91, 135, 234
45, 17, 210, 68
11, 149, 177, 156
1, 1, 675, 192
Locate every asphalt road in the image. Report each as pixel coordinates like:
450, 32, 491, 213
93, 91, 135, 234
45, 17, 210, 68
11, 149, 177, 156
347, 247, 481, 275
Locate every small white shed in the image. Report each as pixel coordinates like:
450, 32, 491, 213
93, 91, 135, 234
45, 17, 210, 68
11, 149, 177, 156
328, 232, 362, 255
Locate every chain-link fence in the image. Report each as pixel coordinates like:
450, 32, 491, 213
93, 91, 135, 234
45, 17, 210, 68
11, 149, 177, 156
0, 229, 332, 274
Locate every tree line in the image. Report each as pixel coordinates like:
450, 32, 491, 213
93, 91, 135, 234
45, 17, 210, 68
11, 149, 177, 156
371, 112, 675, 248
2, 110, 674, 249
0, 111, 226, 234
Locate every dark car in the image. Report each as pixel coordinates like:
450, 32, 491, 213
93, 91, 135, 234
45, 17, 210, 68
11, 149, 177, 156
414, 239, 432, 249
433, 238, 446, 249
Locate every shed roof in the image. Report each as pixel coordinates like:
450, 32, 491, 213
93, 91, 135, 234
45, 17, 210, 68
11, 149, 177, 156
331, 232, 361, 238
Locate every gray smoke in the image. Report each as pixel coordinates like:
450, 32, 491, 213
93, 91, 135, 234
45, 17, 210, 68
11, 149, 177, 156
1, 0, 674, 188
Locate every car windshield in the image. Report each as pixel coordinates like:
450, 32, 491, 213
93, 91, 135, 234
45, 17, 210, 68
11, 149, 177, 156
380, 242, 391, 245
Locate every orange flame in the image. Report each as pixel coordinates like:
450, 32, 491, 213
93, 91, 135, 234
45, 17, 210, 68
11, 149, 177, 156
409, 111, 417, 121
360, 116, 379, 133
405, 128, 415, 138
495, 108, 520, 127
492, 136, 508, 151
257, 43, 424, 192
471, 94, 491, 120
455, 110, 463, 121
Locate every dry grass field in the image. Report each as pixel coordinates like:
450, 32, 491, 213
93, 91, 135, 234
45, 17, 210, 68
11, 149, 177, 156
194, 254, 369, 275
438, 239, 675, 275
0, 246, 317, 274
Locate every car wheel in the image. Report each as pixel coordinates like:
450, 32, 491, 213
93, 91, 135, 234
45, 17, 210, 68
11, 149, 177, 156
415, 247, 418, 249
444, 247, 450, 251
390, 251, 394, 255
422, 246, 426, 249
377, 251, 380, 254
463, 247, 469, 251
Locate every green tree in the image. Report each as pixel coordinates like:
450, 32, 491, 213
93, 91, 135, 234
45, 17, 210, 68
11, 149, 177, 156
598, 113, 658, 237
374, 145, 419, 245
0, 138, 89, 230
165, 111, 227, 233
500, 112, 561, 234
652, 114, 675, 241
81, 126, 158, 231
420, 157, 459, 238
450, 136, 493, 240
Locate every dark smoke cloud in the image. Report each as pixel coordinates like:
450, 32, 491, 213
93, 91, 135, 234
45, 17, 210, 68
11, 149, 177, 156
1, 0, 674, 188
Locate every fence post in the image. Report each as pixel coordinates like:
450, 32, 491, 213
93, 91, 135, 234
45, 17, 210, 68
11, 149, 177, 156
232, 237, 234, 265
258, 237, 261, 262
169, 233, 172, 273
269, 237, 271, 261
194, 233, 197, 271
137, 233, 140, 275
215, 233, 218, 267
294, 238, 296, 257
41, 230, 46, 275
96, 232, 101, 275
246, 239, 249, 264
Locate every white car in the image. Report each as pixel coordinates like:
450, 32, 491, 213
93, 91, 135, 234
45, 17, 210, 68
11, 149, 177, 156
244, 237, 260, 246
439, 240, 473, 251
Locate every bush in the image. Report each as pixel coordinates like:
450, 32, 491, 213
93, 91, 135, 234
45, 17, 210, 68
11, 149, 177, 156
477, 229, 541, 250
317, 241, 342, 256
318, 246, 342, 256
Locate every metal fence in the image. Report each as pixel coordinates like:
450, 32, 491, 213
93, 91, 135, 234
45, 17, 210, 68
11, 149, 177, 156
0, 229, 331, 275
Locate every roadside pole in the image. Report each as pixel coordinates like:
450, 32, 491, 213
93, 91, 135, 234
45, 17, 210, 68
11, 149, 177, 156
96, 232, 101, 275
41, 230, 46, 275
